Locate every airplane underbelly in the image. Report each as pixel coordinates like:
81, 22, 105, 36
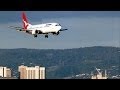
26, 30, 32, 34
42, 28, 56, 33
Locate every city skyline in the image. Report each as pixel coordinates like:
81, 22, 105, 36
0, 11, 120, 49
18, 65, 45, 79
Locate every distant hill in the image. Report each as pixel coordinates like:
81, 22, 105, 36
0, 46, 119, 79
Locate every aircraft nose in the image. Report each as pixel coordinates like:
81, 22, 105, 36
56, 26, 61, 30
59, 26, 62, 30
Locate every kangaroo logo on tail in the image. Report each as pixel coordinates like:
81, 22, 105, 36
22, 12, 29, 29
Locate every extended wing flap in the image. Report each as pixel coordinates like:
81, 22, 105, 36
9, 26, 27, 31
9, 26, 23, 29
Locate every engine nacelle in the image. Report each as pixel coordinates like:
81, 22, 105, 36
32, 30, 42, 34
32, 30, 36, 35
52, 31, 60, 35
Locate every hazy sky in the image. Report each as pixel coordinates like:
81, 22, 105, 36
0, 11, 120, 49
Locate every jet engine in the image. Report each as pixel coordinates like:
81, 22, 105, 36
32, 30, 36, 35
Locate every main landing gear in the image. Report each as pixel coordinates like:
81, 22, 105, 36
34, 34, 37, 37
45, 34, 48, 38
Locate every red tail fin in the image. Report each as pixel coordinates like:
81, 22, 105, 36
22, 12, 29, 29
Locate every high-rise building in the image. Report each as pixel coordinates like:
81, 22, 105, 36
18, 65, 45, 79
18, 65, 27, 79
6, 68, 11, 77
0, 66, 12, 77
40, 67, 45, 79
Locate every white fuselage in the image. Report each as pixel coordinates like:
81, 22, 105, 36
27, 23, 62, 34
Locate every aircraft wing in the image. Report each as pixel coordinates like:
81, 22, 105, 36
9, 26, 34, 35
9, 26, 27, 31
59, 28, 68, 31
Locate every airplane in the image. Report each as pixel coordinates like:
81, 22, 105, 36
10, 12, 68, 38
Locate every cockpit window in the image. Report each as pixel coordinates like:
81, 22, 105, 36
55, 24, 61, 26
47, 24, 52, 25
46, 24, 52, 27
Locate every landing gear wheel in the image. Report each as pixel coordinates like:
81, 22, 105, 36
34, 34, 37, 37
45, 34, 48, 38
57, 31, 59, 35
